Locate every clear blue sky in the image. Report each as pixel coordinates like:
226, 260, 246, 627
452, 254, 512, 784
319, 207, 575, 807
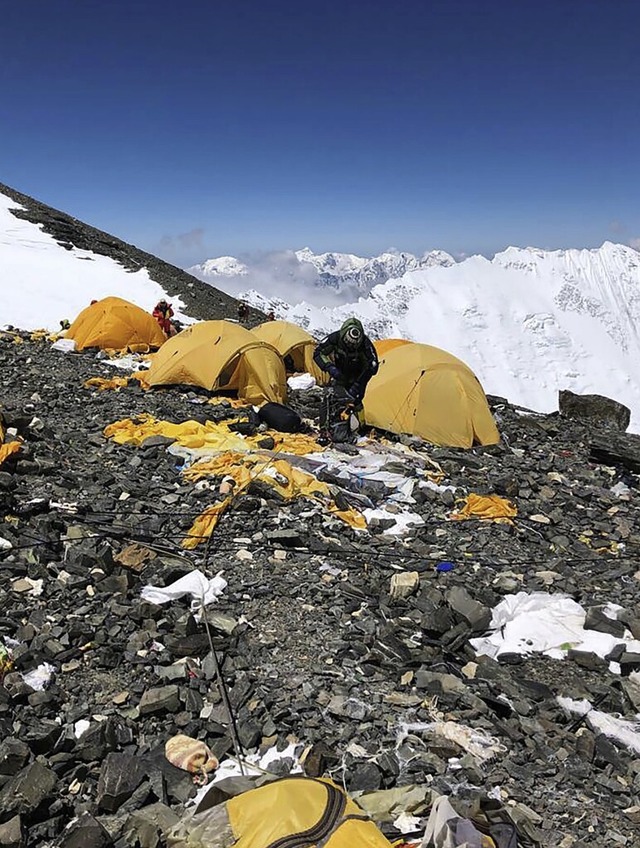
2, 0, 639, 265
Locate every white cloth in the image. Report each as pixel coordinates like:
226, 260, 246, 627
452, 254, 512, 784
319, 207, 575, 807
141, 570, 227, 613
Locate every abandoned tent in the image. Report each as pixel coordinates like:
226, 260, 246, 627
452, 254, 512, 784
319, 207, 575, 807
66, 296, 167, 351
363, 341, 499, 447
251, 319, 328, 384
145, 320, 287, 404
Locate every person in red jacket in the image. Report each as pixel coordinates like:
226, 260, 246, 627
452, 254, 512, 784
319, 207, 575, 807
153, 299, 174, 336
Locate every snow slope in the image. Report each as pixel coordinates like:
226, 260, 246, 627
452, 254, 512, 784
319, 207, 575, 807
0, 191, 188, 330
243, 243, 640, 430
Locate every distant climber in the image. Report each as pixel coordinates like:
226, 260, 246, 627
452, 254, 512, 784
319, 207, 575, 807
237, 301, 249, 324
153, 299, 175, 336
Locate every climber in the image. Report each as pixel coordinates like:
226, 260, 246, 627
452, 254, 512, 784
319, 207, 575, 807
237, 301, 249, 324
153, 299, 174, 336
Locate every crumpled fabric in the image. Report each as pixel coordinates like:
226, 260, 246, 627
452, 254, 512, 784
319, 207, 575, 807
182, 453, 366, 547
421, 796, 496, 848
140, 570, 227, 611
0, 441, 21, 466
452, 493, 517, 523
84, 376, 131, 391
104, 415, 323, 455
420, 721, 506, 764
165, 735, 219, 780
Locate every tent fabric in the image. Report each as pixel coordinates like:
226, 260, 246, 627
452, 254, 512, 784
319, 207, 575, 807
145, 321, 287, 404
251, 320, 328, 384
373, 338, 412, 357
453, 493, 517, 522
66, 297, 167, 351
166, 777, 393, 848
363, 343, 499, 448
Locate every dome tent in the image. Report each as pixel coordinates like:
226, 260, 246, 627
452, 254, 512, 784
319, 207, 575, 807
67, 296, 167, 351
251, 320, 328, 384
145, 320, 286, 405
373, 338, 412, 357
67, 296, 166, 351
363, 342, 499, 448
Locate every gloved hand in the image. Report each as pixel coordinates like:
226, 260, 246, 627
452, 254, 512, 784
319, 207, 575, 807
327, 365, 341, 380
348, 383, 363, 402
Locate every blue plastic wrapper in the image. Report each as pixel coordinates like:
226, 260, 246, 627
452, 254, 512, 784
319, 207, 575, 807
436, 561, 455, 573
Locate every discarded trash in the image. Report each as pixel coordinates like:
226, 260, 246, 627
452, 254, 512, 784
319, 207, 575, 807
165, 734, 219, 781
21, 662, 55, 691
452, 493, 517, 523
140, 570, 227, 613
436, 561, 455, 573
401, 721, 506, 765
557, 697, 640, 755
470, 591, 640, 671
422, 795, 496, 848
287, 373, 316, 391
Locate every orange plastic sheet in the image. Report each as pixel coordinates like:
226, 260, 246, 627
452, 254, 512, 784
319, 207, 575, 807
452, 493, 517, 523
182, 452, 365, 547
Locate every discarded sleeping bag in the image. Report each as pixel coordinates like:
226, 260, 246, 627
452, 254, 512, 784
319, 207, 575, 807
257, 402, 302, 433
167, 776, 393, 848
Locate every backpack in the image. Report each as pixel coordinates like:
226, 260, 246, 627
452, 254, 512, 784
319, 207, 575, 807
257, 403, 302, 433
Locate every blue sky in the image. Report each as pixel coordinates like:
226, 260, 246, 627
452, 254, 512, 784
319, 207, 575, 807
2, 0, 639, 265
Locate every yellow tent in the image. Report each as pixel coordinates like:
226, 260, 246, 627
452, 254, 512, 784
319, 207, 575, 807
251, 320, 328, 384
67, 297, 166, 351
145, 320, 286, 404
373, 338, 412, 357
363, 342, 499, 448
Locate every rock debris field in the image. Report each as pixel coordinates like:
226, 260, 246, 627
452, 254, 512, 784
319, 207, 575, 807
2, 332, 640, 847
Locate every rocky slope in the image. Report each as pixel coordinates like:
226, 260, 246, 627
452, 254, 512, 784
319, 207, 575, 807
1, 335, 640, 846
0, 182, 264, 327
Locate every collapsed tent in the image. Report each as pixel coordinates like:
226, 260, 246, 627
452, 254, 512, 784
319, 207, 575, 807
66, 296, 167, 351
145, 321, 286, 404
167, 776, 393, 848
251, 320, 328, 383
363, 342, 500, 448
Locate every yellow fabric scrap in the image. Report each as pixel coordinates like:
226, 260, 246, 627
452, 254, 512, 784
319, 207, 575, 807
104, 416, 324, 455
207, 396, 248, 409
12, 336, 23, 345
131, 370, 151, 389
84, 376, 131, 391
453, 493, 517, 523
182, 452, 365, 547
29, 329, 50, 341
0, 442, 21, 467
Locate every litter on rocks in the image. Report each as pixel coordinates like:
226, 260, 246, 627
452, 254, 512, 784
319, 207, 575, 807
140, 570, 227, 612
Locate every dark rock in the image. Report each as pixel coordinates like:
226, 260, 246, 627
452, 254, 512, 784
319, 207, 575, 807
446, 586, 491, 631
96, 752, 145, 812
123, 803, 180, 848
584, 607, 626, 638
0, 761, 57, 815
348, 761, 382, 791
138, 685, 181, 715
0, 816, 24, 848
0, 739, 30, 776
590, 431, 640, 473
56, 813, 111, 848
559, 389, 630, 431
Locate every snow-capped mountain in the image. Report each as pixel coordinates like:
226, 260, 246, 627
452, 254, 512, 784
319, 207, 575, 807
187, 255, 248, 278
242, 242, 640, 429
187, 247, 456, 300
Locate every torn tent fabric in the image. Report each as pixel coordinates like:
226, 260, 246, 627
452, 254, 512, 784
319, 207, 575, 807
84, 376, 131, 391
103, 416, 323, 455
452, 494, 517, 523
166, 776, 393, 848
0, 441, 21, 466
421, 796, 497, 848
182, 453, 365, 547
